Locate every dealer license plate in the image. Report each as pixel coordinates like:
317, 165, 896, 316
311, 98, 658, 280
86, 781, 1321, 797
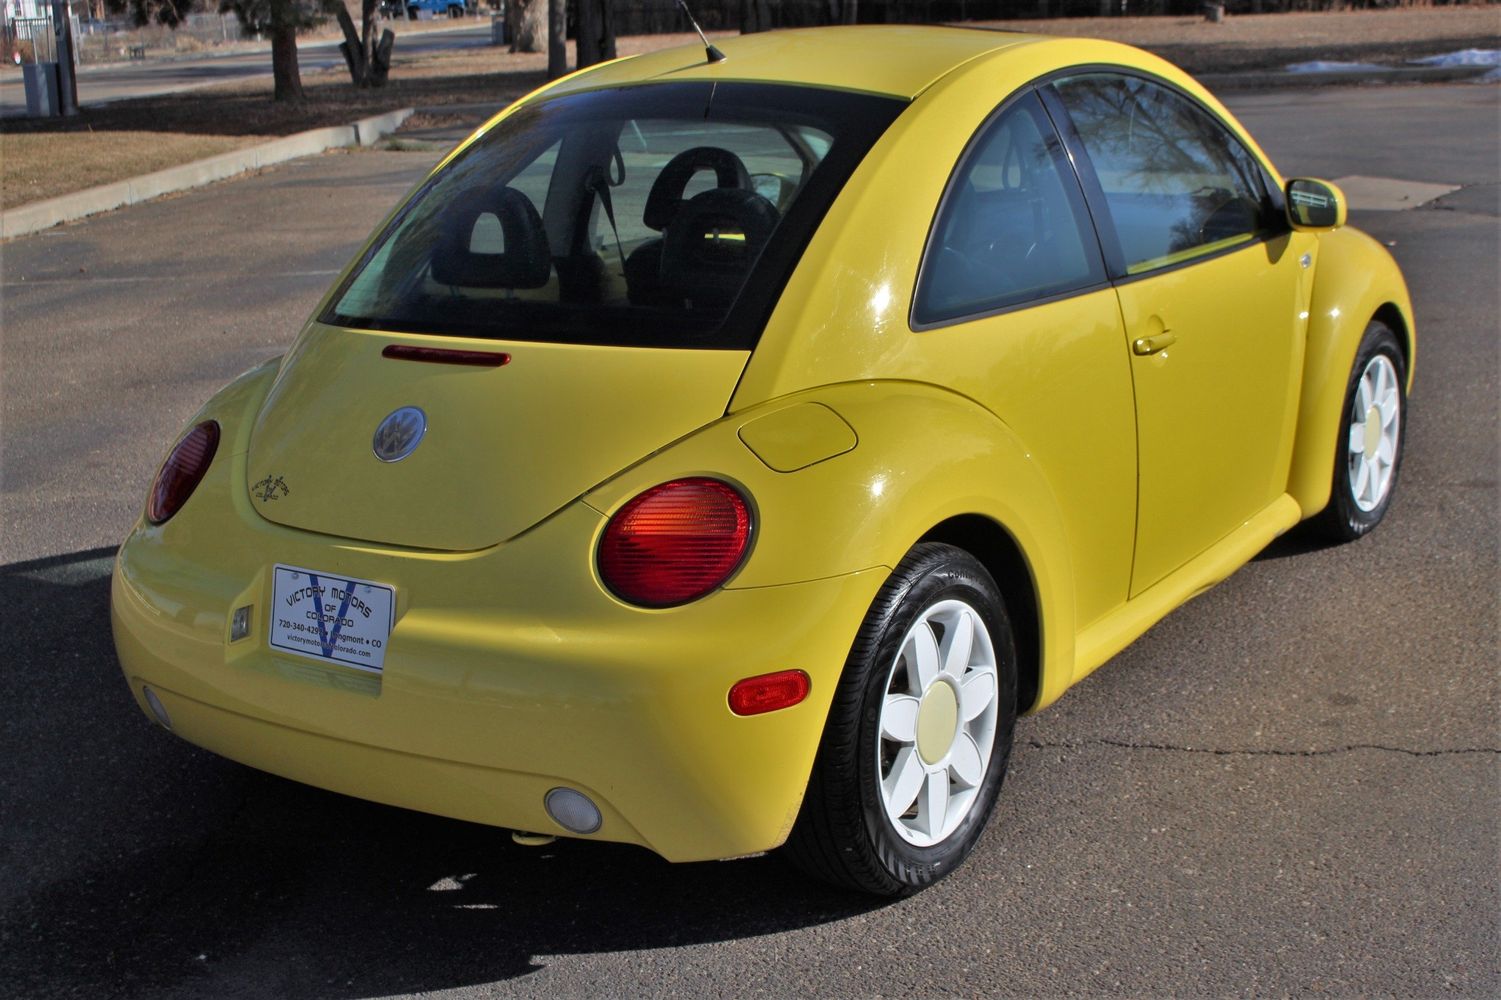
269, 565, 395, 673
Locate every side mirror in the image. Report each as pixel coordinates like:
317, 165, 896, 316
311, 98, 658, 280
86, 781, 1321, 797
1285, 178, 1347, 231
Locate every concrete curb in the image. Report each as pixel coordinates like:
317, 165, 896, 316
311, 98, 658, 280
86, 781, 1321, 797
0, 107, 413, 240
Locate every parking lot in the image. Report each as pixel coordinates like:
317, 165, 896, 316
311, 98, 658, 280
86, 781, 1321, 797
0, 82, 1497, 998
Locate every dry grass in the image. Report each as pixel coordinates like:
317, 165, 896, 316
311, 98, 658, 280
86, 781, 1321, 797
1, 131, 260, 207
0, 10, 1495, 209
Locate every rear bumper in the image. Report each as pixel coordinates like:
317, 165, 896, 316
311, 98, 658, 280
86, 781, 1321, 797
112, 472, 885, 862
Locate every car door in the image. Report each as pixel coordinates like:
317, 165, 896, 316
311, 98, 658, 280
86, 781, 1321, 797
1046, 73, 1312, 597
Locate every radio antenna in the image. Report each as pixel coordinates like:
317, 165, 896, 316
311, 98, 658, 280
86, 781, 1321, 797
676, 0, 726, 63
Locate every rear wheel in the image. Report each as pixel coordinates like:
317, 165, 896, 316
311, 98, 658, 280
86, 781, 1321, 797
783, 543, 1017, 896
1315, 320, 1407, 542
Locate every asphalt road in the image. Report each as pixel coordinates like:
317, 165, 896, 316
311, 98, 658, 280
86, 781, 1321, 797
0, 23, 493, 117
1, 83, 1497, 999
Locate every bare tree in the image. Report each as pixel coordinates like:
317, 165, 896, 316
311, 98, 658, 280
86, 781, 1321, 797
509, 0, 547, 53
828, 0, 857, 24
577, 0, 616, 70
740, 0, 771, 32
335, 0, 396, 88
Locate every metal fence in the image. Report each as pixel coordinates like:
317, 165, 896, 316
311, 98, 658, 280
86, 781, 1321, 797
6, 15, 55, 63
53, 13, 245, 64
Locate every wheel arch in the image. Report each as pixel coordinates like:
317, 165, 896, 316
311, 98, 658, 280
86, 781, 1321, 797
1286, 228, 1416, 519
1372, 300, 1415, 382
919, 515, 1042, 715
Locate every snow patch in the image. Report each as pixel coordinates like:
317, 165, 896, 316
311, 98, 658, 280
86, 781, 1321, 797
1285, 60, 1389, 74
1407, 48, 1501, 68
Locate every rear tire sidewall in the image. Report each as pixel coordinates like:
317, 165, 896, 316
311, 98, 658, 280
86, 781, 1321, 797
853, 548, 1017, 891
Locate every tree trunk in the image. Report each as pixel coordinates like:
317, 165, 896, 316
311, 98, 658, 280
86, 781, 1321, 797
547, 0, 566, 79
270, 19, 303, 102
510, 0, 548, 54
740, 0, 772, 33
371, 28, 395, 87
576, 0, 615, 69
336, 6, 367, 85
335, 0, 385, 88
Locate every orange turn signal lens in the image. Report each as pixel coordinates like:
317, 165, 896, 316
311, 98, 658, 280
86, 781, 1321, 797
728, 670, 811, 716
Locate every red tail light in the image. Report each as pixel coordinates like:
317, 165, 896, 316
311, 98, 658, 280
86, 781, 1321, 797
597, 478, 752, 607
147, 421, 220, 525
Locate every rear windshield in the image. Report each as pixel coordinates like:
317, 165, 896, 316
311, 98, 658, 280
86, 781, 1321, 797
322, 82, 905, 349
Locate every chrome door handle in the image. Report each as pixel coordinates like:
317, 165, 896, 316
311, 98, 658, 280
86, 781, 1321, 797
1132, 332, 1178, 355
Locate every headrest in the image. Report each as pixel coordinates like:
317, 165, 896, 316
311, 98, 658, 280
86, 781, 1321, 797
430, 186, 551, 289
659, 187, 780, 308
642, 146, 751, 233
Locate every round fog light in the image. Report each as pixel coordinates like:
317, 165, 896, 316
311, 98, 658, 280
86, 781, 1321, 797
544, 787, 602, 834
142, 686, 173, 730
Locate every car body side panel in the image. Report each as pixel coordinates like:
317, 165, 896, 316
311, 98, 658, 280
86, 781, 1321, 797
1286, 226, 1416, 519
730, 43, 1162, 635
585, 382, 1081, 711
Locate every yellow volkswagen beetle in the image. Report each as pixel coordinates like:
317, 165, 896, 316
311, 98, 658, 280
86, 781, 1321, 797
112, 26, 1414, 896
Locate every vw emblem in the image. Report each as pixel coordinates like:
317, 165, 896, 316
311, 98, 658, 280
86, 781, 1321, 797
372, 406, 427, 463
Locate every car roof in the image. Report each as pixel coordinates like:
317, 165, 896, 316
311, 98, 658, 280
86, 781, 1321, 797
544, 25, 1046, 101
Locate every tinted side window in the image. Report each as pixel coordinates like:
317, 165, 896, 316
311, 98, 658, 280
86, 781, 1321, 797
914, 92, 1105, 326
1052, 74, 1273, 275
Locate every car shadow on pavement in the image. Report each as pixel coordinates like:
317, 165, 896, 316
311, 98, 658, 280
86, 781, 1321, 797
0, 547, 881, 1000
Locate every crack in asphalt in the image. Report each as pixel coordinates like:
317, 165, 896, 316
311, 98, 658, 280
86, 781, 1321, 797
1026, 738, 1501, 759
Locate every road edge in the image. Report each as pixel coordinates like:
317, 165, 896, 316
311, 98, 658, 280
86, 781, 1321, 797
0, 107, 414, 241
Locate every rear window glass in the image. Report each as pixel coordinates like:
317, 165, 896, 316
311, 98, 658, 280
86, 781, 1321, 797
323, 83, 905, 349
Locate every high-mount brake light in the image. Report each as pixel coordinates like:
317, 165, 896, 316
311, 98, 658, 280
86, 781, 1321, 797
597, 478, 752, 607
147, 421, 220, 525
381, 345, 511, 367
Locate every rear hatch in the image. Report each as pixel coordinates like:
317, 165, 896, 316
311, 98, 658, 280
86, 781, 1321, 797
245, 324, 748, 551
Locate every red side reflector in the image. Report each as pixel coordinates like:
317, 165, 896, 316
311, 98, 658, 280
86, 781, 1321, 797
382, 345, 511, 367
729, 670, 811, 716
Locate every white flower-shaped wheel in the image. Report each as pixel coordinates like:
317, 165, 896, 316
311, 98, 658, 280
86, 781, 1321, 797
877, 599, 1000, 847
1346, 353, 1402, 513
785, 543, 1016, 895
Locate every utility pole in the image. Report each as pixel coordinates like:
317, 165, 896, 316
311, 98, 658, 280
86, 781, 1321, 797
51, 0, 78, 116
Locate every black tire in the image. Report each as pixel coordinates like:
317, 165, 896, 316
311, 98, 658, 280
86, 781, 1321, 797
782, 543, 1017, 896
1314, 320, 1407, 543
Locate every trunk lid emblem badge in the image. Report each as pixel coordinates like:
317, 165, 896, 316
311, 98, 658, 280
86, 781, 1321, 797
373, 407, 427, 463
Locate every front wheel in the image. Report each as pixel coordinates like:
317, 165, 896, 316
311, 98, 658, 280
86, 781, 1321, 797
1314, 320, 1407, 542
783, 543, 1017, 896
